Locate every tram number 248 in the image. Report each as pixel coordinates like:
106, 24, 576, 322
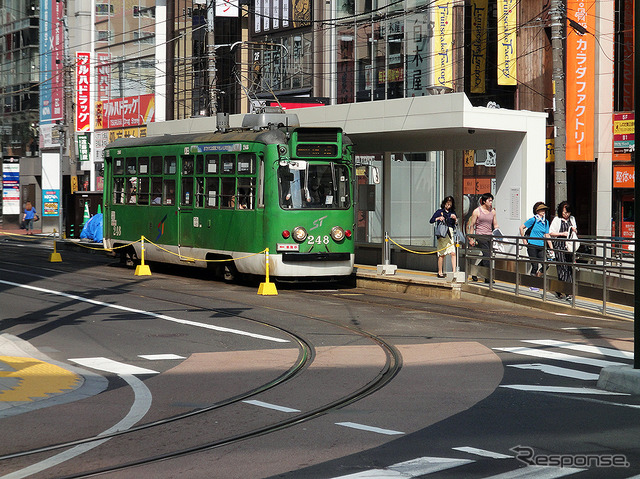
307, 235, 330, 245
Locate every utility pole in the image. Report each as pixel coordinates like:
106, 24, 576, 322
207, 0, 217, 116
550, 0, 567, 204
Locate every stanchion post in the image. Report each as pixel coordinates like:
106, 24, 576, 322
258, 248, 278, 295
377, 232, 397, 275
49, 229, 62, 262
134, 236, 152, 276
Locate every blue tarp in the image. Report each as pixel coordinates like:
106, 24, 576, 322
79, 213, 103, 242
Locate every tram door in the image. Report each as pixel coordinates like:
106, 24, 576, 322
178, 155, 195, 253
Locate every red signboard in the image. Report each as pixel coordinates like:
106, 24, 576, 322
95, 94, 156, 130
76, 52, 91, 132
613, 165, 635, 188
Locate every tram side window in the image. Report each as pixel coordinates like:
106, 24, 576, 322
163, 179, 176, 205
181, 177, 193, 205
206, 154, 218, 174
151, 178, 163, 204
113, 177, 125, 204
114, 158, 124, 175
205, 177, 219, 208
221, 154, 235, 174
237, 153, 256, 174
182, 156, 194, 175
126, 157, 137, 175
195, 178, 205, 207
237, 178, 255, 210
139, 157, 149, 174
126, 177, 138, 203
196, 155, 204, 174
221, 177, 235, 208
150, 156, 163, 175
138, 177, 150, 205
165, 156, 177, 175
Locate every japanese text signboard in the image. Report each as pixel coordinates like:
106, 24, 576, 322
39, 0, 64, 124
565, 0, 596, 162
76, 52, 92, 132
95, 94, 155, 130
497, 0, 516, 85
613, 112, 634, 161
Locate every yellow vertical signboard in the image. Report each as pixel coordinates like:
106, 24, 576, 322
470, 0, 488, 93
433, 0, 453, 90
497, 0, 517, 85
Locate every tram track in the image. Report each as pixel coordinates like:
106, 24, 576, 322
0, 253, 404, 478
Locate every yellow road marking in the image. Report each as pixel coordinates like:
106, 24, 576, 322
0, 356, 81, 402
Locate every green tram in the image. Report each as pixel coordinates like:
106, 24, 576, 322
103, 110, 355, 280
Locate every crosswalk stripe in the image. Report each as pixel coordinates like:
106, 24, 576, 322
500, 385, 629, 395
522, 340, 634, 360
452, 446, 512, 459
507, 363, 599, 381
483, 465, 584, 478
330, 457, 474, 478
493, 347, 626, 368
335, 422, 404, 436
242, 400, 300, 413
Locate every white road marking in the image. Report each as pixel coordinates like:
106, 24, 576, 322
522, 340, 634, 360
483, 465, 584, 478
507, 363, 600, 381
493, 347, 626, 368
330, 457, 474, 478
0, 279, 289, 343
242, 399, 300, 413
138, 354, 185, 360
0, 374, 151, 479
69, 357, 158, 375
500, 385, 629, 395
335, 422, 404, 436
452, 446, 512, 459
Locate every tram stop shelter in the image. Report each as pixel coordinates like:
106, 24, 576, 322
288, 93, 548, 271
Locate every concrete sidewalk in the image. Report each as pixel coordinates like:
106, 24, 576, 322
355, 264, 633, 321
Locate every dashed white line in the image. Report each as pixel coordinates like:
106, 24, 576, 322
335, 422, 404, 436
138, 354, 185, 360
242, 400, 300, 413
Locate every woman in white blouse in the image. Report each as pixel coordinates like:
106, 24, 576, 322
550, 201, 578, 300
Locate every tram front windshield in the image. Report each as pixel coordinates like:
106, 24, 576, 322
278, 163, 350, 209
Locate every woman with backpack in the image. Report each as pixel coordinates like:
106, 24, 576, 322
519, 202, 553, 280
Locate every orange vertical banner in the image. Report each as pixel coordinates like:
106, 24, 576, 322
565, 0, 596, 162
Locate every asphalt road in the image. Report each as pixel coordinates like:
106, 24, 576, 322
0, 237, 638, 478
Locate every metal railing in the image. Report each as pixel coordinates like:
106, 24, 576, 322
464, 234, 634, 316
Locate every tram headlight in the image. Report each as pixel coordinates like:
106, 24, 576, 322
331, 226, 345, 242
292, 226, 307, 242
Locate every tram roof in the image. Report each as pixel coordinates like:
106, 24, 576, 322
107, 129, 291, 150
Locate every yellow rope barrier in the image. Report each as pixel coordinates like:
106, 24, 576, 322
142, 236, 267, 263
0, 232, 39, 241
387, 236, 458, 255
